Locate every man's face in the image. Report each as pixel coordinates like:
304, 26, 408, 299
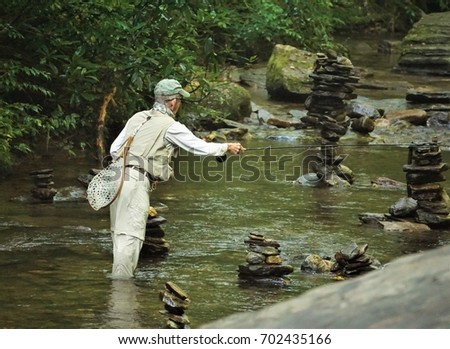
166, 96, 182, 115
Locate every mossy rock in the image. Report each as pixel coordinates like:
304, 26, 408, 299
266, 44, 316, 102
395, 12, 450, 76
194, 81, 252, 122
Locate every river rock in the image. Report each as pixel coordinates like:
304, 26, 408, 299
246, 252, 265, 264
191, 81, 252, 122
266, 44, 316, 101
371, 176, 406, 190
300, 254, 334, 273
389, 197, 418, 217
427, 111, 450, 129
266, 117, 293, 128
394, 12, 450, 76
358, 212, 390, 225
238, 264, 294, 277
348, 101, 381, 118
351, 116, 375, 133
384, 108, 428, 126
377, 220, 431, 232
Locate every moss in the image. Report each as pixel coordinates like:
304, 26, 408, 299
192, 81, 251, 122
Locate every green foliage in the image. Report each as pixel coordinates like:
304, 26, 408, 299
3, 0, 440, 170
331, 0, 449, 33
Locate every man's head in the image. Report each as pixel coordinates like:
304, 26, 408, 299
154, 79, 189, 115
154, 79, 190, 100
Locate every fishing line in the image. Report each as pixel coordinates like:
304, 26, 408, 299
242, 143, 450, 151
216, 142, 450, 162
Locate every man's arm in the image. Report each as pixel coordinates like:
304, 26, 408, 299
165, 122, 230, 156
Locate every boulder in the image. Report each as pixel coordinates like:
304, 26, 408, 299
194, 81, 252, 122
394, 12, 450, 76
384, 108, 428, 125
266, 44, 316, 101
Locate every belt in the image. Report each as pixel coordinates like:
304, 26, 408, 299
125, 165, 156, 182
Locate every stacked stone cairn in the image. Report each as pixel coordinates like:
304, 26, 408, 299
238, 232, 294, 284
300, 242, 379, 276
301, 51, 360, 185
30, 168, 57, 203
140, 206, 170, 257
159, 281, 191, 329
400, 138, 450, 226
330, 243, 376, 275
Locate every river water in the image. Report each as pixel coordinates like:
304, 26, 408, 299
1, 36, 449, 329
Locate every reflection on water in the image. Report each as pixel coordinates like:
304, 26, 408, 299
105, 280, 141, 329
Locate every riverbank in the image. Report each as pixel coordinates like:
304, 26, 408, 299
225, 33, 450, 150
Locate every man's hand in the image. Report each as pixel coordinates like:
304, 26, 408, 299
227, 143, 246, 155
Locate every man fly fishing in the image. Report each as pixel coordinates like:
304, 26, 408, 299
108, 79, 245, 278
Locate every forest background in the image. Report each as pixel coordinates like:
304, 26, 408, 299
0, 0, 448, 173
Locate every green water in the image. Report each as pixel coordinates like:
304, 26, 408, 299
1, 137, 449, 329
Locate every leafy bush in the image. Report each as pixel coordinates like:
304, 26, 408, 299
2, 0, 442, 171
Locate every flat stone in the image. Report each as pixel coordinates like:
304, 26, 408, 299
403, 163, 448, 173
407, 88, 450, 103
377, 220, 431, 232
146, 216, 167, 227
29, 169, 53, 175
159, 291, 190, 310
247, 244, 280, 256
165, 281, 189, 301
358, 212, 391, 225
265, 255, 282, 265
238, 264, 294, 277
244, 237, 280, 248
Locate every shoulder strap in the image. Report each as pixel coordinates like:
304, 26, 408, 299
117, 112, 152, 158
109, 113, 152, 205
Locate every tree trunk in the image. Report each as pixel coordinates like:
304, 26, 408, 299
96, 87, 117, 165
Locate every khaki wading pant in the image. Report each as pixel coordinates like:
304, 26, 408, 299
111, 233, 144, 278
110, 167, 151, 278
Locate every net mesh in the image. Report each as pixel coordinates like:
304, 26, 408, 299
86, 160, 123, 211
